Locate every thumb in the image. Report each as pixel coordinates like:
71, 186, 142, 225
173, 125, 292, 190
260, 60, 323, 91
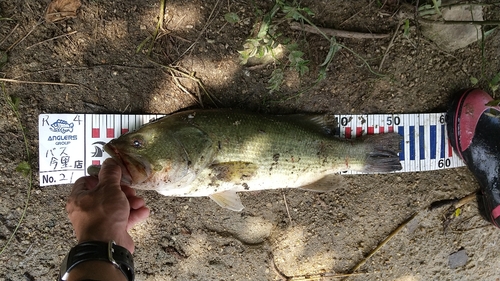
97, 158, 123, 188
70, 176, 99, 197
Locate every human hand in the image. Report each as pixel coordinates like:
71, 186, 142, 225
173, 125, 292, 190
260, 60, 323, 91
66, 158, 150, 253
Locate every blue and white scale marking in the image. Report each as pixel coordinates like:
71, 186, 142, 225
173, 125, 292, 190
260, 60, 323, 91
336, 113, 464, 174
38, 113, 465, 186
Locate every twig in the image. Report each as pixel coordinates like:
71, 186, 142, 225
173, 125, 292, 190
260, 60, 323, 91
378, 21, 402, 71
282, 191, 292, 225
269, 253, 289, 281
12, 64, 156, 80
7, 20, 44, 52
429, 191, 478, 231
289, 272, 367, 280
167, 68, 203, 107
146, 0, 166, 55
0, 78, 81, 87
289, 22, 390, 39
429, 191, 477, 211
418, 18, 500, 25
26, 31, 78, 49
339, 0, 376, 26
347, 212, 418, 275
148, 59, 220, 107
175, 0, 222, 61
0, 23, 20, 47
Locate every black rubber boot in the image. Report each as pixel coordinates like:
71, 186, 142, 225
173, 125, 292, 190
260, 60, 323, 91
447, 89, 500, 227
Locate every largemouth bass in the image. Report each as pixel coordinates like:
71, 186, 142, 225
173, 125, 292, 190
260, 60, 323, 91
103, 109, 402, 211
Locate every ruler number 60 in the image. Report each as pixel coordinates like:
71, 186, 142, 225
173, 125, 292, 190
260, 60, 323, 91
386, 116, 401, 126
438, 158, 451, 168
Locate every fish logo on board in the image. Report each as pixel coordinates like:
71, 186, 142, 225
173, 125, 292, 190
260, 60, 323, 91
49, 119, 74, 134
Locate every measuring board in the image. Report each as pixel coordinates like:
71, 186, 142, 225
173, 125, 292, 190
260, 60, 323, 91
38, 113, 465, 186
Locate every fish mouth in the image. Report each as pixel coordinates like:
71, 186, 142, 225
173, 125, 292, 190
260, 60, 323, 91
104, 141, 151, 185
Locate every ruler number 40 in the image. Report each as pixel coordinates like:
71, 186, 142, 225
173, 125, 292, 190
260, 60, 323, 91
438, 158, 451, 168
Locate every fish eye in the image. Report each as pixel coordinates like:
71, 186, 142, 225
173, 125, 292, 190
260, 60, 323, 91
132, 139, 143, 148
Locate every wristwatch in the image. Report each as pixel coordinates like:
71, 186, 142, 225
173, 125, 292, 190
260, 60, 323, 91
59, 240, 134, 281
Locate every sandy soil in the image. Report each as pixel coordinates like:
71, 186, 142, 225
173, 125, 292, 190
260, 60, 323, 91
1, 0, 500, 280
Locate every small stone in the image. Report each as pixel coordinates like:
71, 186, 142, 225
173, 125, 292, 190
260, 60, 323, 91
449, 248, 468, 269
419, 5, 483, 51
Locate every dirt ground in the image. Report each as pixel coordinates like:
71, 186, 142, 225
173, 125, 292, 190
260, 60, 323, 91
1, 0, 500, 280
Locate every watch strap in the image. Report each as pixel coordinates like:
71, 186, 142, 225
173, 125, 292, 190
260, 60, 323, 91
59, 241, 134, 281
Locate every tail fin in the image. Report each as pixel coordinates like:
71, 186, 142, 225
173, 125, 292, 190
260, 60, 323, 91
361, 133, 402, 173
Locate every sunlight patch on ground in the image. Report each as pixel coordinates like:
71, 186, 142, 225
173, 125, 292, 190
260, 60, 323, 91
394, 275, 419, 281
273, 225, 336, 276
179, 55, 241, 90
138, 2, 203, 35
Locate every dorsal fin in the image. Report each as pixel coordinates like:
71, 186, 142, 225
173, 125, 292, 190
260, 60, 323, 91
274, 113, 337, 135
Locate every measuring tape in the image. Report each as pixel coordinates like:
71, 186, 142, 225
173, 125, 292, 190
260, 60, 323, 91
38, 112, 465, 186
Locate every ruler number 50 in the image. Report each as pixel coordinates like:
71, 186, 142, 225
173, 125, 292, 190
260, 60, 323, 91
386, 116, 401, 126
438, 158, 451, 168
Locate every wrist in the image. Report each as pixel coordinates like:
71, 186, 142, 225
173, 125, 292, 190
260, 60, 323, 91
73, 221, 132, 253
59, 241, 134, 281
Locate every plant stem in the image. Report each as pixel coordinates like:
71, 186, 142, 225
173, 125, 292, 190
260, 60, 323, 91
0, 83, 33, 256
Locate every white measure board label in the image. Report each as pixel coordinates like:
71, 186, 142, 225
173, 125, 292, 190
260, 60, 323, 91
38, 112, 465, 186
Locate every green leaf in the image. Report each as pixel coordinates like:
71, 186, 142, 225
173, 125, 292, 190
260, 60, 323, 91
257, 23, 269, 39
257, 45, 267, 58
297, 63, 309, 76
470, 76, 479, 85
320, 39, 340, 67
317, 67, 327, 82
224, 12, 240, 24
418, 4, 433, 11
136, 36, 152, 54
290, 50, 304, 59
486, 100, 500, 106
484, 27, 497, 38
403, 19, 410, 38
282, 5, 302, 21
16, 161, 31, 177
431, 0, 442, 16
489, 71, 500, 91
286, 43, 299, 52
267, 68, 284, 93
491, 84, 499, 92
302, 7, 314, 17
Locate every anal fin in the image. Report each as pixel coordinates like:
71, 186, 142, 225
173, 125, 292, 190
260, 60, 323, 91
209, 190, 245, 211
299, 174, 346, 192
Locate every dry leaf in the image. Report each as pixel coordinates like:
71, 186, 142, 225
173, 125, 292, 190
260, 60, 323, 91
45, 0, 81, 23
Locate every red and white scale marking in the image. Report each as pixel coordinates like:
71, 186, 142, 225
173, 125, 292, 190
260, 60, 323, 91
38, 113, 465, 186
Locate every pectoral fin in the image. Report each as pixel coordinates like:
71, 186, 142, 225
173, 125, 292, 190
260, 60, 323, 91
209, 190, 245, 211
209, 162, 258, 183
